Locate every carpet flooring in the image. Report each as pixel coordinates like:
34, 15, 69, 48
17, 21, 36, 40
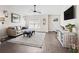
7, 32, 46, 48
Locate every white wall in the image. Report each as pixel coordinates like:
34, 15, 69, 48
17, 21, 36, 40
60, 6, 76, 27
76, 6, 79, 49
60, 13, 76, 27
40, 15, 48, 32
0, 6, 25, 38
0, 5, 10, 38
48, 15, 60, 31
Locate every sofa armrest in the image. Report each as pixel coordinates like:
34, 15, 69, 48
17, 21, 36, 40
7, 29, 17, 36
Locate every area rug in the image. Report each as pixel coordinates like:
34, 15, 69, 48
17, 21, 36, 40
7, 32, 46, 48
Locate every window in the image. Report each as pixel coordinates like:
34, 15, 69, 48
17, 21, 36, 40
29, 20, 40, 30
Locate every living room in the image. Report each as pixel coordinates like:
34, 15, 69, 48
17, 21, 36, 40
0, 5, 79, 53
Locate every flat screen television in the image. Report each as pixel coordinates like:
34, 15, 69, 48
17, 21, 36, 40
64, 6, 75, 20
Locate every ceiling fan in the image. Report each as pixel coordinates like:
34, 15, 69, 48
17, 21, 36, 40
32, 5, 41, 14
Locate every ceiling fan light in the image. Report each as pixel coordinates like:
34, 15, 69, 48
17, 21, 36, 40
34, 10, 36, 12
33, 5, 41, 14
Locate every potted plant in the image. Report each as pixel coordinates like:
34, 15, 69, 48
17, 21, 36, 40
66, 24, 78, 53
69, 44, 78, 53
65, 24, 75, 32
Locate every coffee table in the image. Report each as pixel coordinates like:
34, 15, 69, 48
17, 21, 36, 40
23, 31, 35, 37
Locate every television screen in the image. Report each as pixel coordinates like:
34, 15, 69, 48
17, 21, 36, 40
64, 6, 75, 20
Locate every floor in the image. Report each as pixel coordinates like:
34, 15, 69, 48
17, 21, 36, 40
42, 32, 68, 53
0, 32, 68, 53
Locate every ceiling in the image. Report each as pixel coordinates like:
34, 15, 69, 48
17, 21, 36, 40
0, 5, 72, 15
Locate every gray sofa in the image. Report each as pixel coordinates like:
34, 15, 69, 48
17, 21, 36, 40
6, 26, 22, 36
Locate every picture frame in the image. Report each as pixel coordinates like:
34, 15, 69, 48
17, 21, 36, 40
11, 13, 20, 23
43, 18, 46, 25
53, 18, 58, 22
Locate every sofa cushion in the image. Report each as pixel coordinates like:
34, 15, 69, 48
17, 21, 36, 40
16, 26, 21, 30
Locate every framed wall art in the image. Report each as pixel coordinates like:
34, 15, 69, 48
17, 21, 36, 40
11, 13, 20, 23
